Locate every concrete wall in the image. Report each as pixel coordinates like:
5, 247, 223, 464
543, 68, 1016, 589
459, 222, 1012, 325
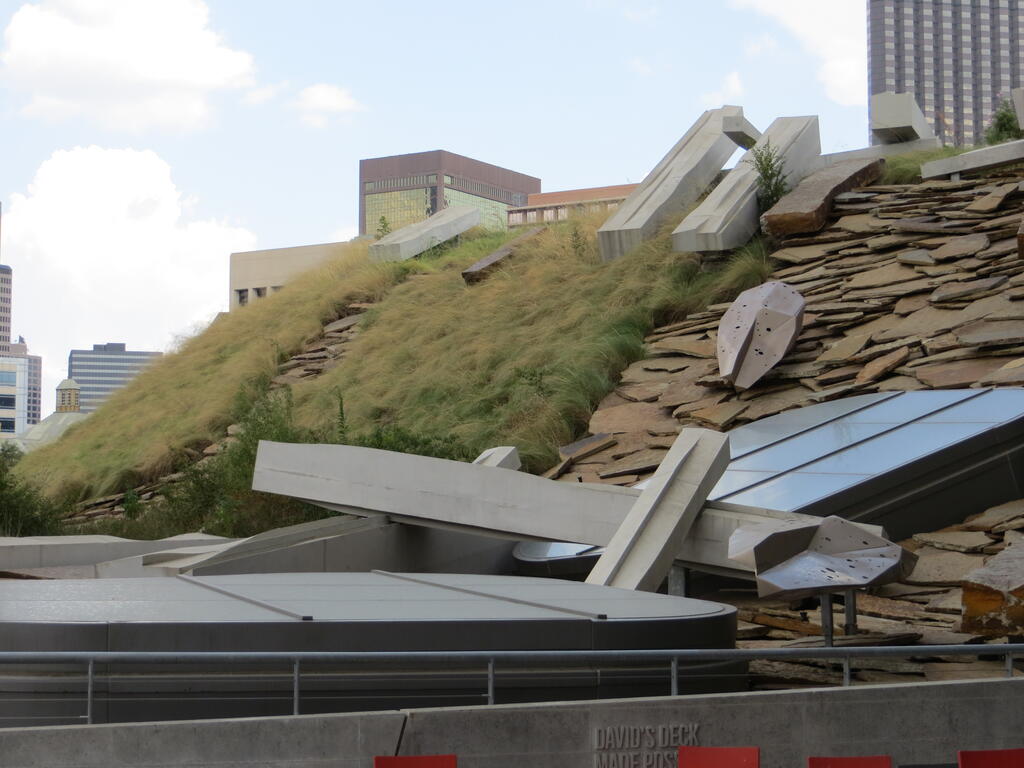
229, 242, 347, 310
2, 679, 1023, 767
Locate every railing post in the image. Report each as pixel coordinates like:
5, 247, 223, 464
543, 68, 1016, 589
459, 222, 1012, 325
86, 659, 94, 724
487, 658, 495, 705
1007, 651, 1015, 679
292, 659, 300, 716
820, 592, 835, 647
671, 657, 679, 696
842, 655, 851, 687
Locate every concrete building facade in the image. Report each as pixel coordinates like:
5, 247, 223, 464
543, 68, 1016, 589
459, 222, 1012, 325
868, 0, 1024, 146
67, 343, 162, 414
507, 184, 638, 227
359, 150, 540, 235
0, 354, 27, 440
229, 241, 347, 311
8, 339, 41, 426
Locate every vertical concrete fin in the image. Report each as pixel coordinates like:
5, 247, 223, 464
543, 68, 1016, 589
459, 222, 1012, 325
585, 428, 731, 592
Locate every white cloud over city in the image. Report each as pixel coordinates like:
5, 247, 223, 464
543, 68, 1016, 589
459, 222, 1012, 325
729, 0, 867, 107
3, 146, 256, 411
1, 0, 255, 131
292, 83, 364, 128
701, 71, 744, 108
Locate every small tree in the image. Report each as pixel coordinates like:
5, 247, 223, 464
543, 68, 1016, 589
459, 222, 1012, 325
745, 140, 788, 214
985, 98, 1024, 145
375, 216, 391, 239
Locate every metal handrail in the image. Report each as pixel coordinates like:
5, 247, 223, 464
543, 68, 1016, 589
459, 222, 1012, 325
0, 644, 1019, 725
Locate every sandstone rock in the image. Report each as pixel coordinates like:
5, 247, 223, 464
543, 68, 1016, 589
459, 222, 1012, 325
816, 333, 869, 363
898, 249, 936, 266
911, 531, 994, 553
855, 346, 910, 384
979, 357, 1024, 386
962, 499, 1024, 531
845, 263, 921, 290
961, 544, 1024, 635
616, 381, 669, 402
649, 335, 716, 358
929, 276, 1008, 304
912, 356, 1014, 388
772, 243, 834, 265
877, 375, 927, 391
955, 319, 1024, 347
559, 433, 617, 462
964, 182, 1018, 213
931, 233, 991, 261
659, 381, 716, 409
589, 402, 677, 436
905, 546, 986, 586
597, 448, 667, 479
690, 400, 748, 429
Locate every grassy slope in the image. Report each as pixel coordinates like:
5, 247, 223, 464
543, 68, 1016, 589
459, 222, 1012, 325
17, 209, 770, 499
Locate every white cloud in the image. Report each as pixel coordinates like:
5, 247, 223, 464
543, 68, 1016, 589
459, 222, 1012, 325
3, 146, 256, 414
729, 0, 866, 107
621, 4, 658, 22
292, 83, 364, 128
700, 72, 744, 108
243, 82, 286, 106
627, 57, 654, 77
1, 0, 255, 131
744, 34, 778, 58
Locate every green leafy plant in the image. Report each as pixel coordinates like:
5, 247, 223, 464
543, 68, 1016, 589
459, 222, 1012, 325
745, 140, 788, 213
375, 216, 391, 239
986, 98, 1024, 145
0, 443, 64, 536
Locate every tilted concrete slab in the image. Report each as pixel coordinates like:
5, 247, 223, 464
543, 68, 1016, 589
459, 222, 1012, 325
368, 206, 480, 262
252, 440, 859, 578
1014, 87, 1024, 127
921, 140, 1024, 180
585, 429, 729, 592
723, 112, 761, 149
817, 136, 941, 167
871, 91, 935, 144
672, 116, 821, 253
596, 106, 747, 262
473, 446, 521, 470
461, 226, 544, 284
0, 533, 232, 572
760, 157, 884, 238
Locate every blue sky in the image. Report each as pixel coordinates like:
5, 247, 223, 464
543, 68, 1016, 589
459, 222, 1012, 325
0, 0, 866, 414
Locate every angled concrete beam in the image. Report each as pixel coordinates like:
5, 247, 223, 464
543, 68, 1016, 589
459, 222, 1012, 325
596, 106, 748, 262
871, 92, 935, 144
921, 140, 1024, 180
1014, 87, 1024, 127
723, 113, 761, 149
368, 206, 480, 262
585, 429, 729, 592
816, 136, 941, 168
672, 116, 821, 253
461, 226, 544, 284
473, 446, 522, 470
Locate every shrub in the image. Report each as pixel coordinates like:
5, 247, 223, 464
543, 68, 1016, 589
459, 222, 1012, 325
745, 140, 788, 213
0, 443, 64, 536
986, 98, 1024, 145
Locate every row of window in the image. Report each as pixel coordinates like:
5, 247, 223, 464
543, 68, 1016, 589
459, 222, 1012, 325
234, 285, 283, 307
364, 174, 438, 193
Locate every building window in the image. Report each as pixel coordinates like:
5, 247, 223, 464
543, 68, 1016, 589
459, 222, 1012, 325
0, 395, 14, 409
254, 287, 267, 299
236, 289, 249, 307
0, 418, 13, 433
0, 372, 14, 385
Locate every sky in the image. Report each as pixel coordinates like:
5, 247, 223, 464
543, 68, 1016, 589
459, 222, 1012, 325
0, 0, 869, 417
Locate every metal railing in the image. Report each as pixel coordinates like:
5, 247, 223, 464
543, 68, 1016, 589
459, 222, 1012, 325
0, 643, 1020, 725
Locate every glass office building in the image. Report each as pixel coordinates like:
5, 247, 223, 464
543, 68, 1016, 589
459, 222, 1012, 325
359, 150, 540, 235
67, 342, 162, 414
868, 0, 1024, 146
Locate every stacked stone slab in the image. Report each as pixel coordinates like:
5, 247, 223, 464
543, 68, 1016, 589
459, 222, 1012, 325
597, 106, 757, 262
871, 92, 935, 144
368, 206, 480, 262
672, 116, 822, 253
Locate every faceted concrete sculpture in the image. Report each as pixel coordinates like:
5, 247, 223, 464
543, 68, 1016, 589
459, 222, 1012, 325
597, 106, 753, 262
870, 92, 935, 144
368, 206, 480, 262
673, 116, 821, 253
717, 281, 805, 390
921, 140, 1024, 180
760, 157, 884, 238
728, 515, 917, 599
586, 428, 730, 592
723, 112, 761, 149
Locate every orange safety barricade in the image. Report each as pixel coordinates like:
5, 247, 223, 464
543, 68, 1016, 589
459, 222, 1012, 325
678, 745, 760, 768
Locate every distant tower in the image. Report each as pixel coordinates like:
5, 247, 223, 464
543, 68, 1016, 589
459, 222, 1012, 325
55, 378, 81, 413
0, 264, 10, 355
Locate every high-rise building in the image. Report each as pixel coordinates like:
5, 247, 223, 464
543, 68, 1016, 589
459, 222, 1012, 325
359, 150, 540, 236
67, 342, 162, 413
0, 264, 11, 356
0, 354, 28, 440
8, 339, 41, 426
868, 0, 1024, 147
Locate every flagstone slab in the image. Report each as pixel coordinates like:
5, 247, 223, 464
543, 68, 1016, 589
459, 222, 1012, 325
912, 356, 1015, 388
930, 233, 991, 261
955, 319, 1024, 347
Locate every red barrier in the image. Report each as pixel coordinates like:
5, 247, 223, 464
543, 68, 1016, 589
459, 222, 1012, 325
807, 758, 892, 768
958, 748, 1024, 768
374, 757, 457, 768
678, 745, 760, 768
